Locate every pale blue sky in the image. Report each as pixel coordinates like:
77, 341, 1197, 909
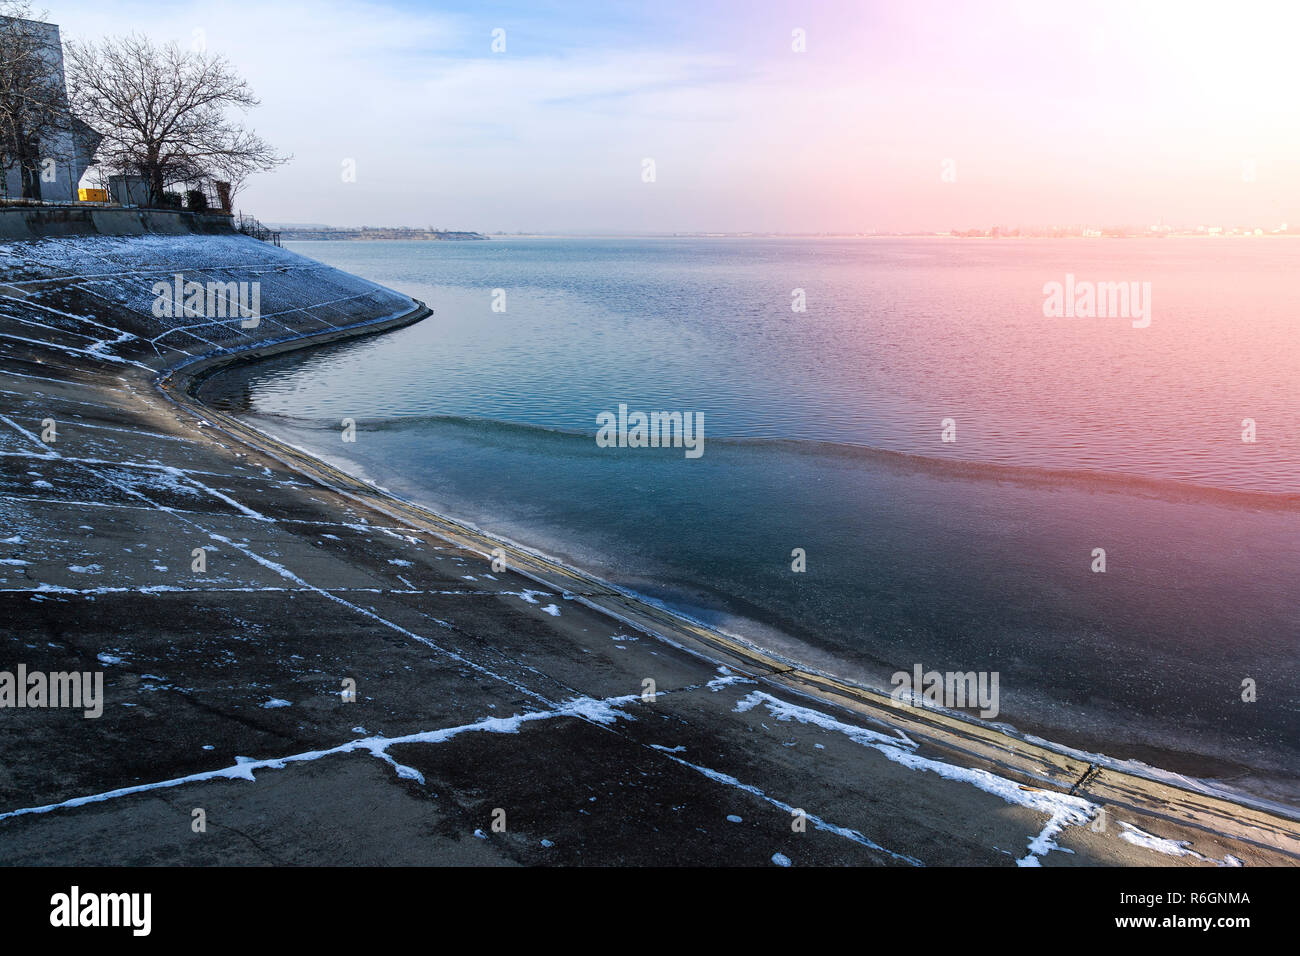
44, 0, 1300, 232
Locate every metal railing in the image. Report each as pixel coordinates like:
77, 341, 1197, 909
236, 212, 281, 246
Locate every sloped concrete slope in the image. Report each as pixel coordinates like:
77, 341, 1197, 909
0, 233, 418, 372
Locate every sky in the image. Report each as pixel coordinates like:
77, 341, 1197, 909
44, 0, 1300, 233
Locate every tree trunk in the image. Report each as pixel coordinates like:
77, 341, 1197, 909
148, 165, 165, 206
19, 159, 42, 201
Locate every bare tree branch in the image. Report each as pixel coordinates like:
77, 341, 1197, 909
65, 33, 288, 207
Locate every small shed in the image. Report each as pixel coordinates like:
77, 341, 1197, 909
107, 175, 149, 207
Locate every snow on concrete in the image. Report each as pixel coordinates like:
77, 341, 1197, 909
734, 689, 1100, 866
650, 745, 922, 866
0, 692, 640, 822
1117, 822, 1243, 866
0, 233, 415, 368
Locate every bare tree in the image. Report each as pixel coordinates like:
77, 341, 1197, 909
65, 33, 286, 206
207, 147, 268, 210
0, 2, 72, 200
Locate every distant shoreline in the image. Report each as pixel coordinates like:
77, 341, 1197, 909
281, 231, 1300, 242
278, 228, 489, 241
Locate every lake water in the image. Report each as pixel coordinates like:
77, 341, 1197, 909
200, 238, 1300, 801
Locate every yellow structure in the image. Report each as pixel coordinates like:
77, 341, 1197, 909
77, 188, 108, 203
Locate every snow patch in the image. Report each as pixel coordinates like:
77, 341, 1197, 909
735, 690, 1099, 866
1118, 822, 1243, 866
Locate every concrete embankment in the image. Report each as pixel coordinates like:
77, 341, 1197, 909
0, 227, 1296, 865
0, 205, 240, 241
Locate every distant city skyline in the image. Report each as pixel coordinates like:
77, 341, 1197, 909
48, 0, 1300, 233
267, 220, 1295, 238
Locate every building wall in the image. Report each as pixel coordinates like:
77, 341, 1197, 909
0, 18, 98, 202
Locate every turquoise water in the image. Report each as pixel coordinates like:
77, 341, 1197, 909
202, 238, 1300, 793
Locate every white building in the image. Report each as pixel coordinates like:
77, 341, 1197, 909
0, 17, 100, 202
